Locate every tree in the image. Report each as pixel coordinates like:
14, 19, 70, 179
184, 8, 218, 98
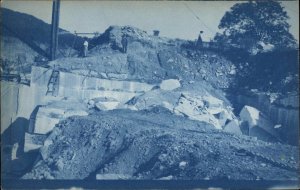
215, 1, 297, 53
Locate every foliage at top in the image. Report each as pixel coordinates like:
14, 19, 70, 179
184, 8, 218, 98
214, 0, 297, 53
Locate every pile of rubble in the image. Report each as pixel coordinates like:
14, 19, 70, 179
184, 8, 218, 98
22, 108, 299, 180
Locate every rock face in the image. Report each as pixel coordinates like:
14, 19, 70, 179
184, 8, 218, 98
22, 109, 299, 180
31, 66, 154, 104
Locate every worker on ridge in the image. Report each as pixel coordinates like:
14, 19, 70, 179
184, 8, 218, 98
196, 31, 204, 49
83, 38, 89, 57
121, 34, 128, 53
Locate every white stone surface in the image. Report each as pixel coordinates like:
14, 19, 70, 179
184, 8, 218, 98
274, 124, 282, 129
95, 101, 120, 111
203, 95, 223, 108
96, 174, 130, 180
239, 106, 260, 127
217, 110, 233, 127
59, 71, 154, 93
24, 132, 45, 152
11, 143, 19, 160
64, 110, 88, 118
33, 100, 89, 134
224, 119, 242, 135
159, 79, 181, 91
174, 93, 232, 129
239, 105, 281, 140
34, 115, 60, 134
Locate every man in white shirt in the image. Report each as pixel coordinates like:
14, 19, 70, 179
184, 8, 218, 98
83, 39, 89, 57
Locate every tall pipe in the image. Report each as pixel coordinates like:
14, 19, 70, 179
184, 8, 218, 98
50, 0, 60, 60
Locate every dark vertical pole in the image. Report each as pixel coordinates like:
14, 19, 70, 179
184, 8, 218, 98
50, 0, 60, 60
55, 0, 60, 59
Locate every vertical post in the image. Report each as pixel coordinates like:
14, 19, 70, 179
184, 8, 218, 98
50, 0, 60, 60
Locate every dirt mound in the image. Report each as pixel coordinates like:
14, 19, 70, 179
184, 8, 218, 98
23, 108, 298, 180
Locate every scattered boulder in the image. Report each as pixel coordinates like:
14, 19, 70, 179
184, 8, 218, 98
159, 79, 181, 91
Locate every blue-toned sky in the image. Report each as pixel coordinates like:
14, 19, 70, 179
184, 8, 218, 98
2, 0, 299, 41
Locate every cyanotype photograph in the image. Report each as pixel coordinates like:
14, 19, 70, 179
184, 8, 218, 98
1, 0, 299, 189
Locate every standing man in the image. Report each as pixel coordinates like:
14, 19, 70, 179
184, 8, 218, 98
196, 31, 204, 49
121, 34, 128, 53
83, 38, 89, 57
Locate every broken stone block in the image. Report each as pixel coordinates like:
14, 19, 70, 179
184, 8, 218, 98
239, 105, 281, 141
95, 101, 120, 111
192, 114, 222, 130
32, 100, 89, 134
64, 110, 88, 118
224, 119, 242, 135
100, 72, 108, 79
96, 173, 130, 180
24, 132, 47, 152
160, 79, 181, 91
34, 115, 60, 134
203, 95, 223, 109
215, 110, 233, 127
239, 106, 260, 127
175, 94, 202, 116
40, 138, 54, 160
174, 93, 233, 129
56, 158, 64, 171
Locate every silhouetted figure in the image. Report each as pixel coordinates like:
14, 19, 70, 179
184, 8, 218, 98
153, 30, 160, 36
83, 39, 89, 57
121, 34, 128, 53
196, 31, 204, 49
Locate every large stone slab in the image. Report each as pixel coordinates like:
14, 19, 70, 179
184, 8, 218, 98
239, 105, 280, 140
240, 106, 260, 127
24, 132, 47, 152
32, 99, 89, 134
224, 119, 242, 135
